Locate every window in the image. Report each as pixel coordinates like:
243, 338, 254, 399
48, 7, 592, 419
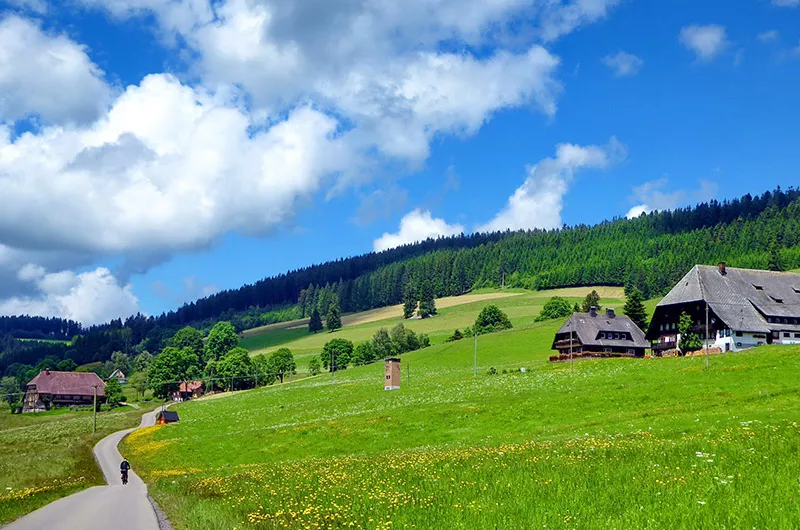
795, 333, 800, 339
599, 332, 605, 339
784, 332, 791, 338
627, 348, 635, 354
603, 347, 612, 353
735, 331, 743, 337
385, 375, 390, 380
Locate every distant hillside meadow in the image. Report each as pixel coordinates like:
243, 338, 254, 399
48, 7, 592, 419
2, 187, 800, 373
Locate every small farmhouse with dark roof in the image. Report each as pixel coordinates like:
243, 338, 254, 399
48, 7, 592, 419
647, 263, 800, 353
23, 371, 105, 413
156, 410, 179, 424
551, 307, 649, 359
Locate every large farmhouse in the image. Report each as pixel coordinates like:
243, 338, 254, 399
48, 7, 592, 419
647, 263, 800, 353
551, 307, 649, 359
23, 371, 106, 413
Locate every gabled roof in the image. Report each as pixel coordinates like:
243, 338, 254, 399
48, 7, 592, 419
554, 311, 649, 349
159, 410, 179, 422
656, 265, 800, 332
27, 371, 105, 397
108, 369, 126, 379
177, 381, 203, 392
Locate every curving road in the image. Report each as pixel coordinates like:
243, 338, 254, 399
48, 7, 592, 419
5, 409, 163, 530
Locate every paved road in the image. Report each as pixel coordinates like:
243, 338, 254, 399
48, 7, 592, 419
5, 409, 162, 530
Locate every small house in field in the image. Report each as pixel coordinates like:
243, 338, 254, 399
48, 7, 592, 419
23, 370, 105, 412
156, 410, 179, 424
647, 263, 800, 353
384, 358, 401, 390
171, 381, 204, 402
107, 369, 127, 384
551, 307, 649, 360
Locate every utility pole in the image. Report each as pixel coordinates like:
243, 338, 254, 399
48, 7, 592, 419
92, 385, 98, 434
407, 362, 410, 387
331, 349, 335, 384
705, 302, 710, 370
473, 331, 477, 377
569, 319, 574, 371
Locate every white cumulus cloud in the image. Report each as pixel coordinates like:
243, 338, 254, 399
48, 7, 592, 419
0, 266, 140, 325
602, 51, 643, 77
0, 15, 111, 124
478, 137, 625, 233
679, 24, 729, 61
373, 209, 464, 252
625, 178, 718, 218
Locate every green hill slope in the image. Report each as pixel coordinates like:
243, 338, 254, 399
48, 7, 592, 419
123, 300, 800, 529
239, 286, 630, 367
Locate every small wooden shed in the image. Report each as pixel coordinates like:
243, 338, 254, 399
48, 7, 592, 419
156, 410, 179, 424
384, 358, 401, 391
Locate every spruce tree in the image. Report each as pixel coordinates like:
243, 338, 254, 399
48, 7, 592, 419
767, 233, 783, 271
418, 282, 437, 319
623, 287, 648, 330
581, 290, 602, 312
402, 283, 418, 319
326, 299, 342, 332
308, 308, 323, 333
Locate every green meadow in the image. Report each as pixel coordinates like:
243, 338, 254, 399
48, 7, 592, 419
0, 405, 155, 524
239, 287, 632, 369
122, 289, 800, 529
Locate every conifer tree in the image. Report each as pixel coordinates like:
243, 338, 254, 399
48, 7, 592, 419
308, 308, 323, 333
326, 299, 342, 332
402, 283, 417, 319
623, 287, 648, 330
767, 233, 783, 271
418, 282, 437, 319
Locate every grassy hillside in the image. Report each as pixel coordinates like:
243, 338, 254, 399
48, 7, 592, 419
0, 405, 155, 524
122, 291, 799, 529
239, 287, 631, 370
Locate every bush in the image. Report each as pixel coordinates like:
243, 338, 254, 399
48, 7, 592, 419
535, 296, 573, 322
486, 367, 497, 375
475, 305, 513, 335
447, 329, 463, 342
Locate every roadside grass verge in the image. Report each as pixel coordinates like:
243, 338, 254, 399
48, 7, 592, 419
0, 405, 156, 524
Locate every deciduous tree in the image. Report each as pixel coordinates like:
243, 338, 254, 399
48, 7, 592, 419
321, 338, 353, 371
269, 348, 296, 383
204, 321, 239, 361
581, 290, 602, 312
475, 305, 513, 335
535, 296, 573, 322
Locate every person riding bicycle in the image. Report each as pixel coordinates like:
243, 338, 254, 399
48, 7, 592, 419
120, 459, 131, 485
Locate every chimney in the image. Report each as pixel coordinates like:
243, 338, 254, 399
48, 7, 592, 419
589, 306, 597, 317
718, 262, 727, 275
44, 369, 50, 376
606, 308, 616, 318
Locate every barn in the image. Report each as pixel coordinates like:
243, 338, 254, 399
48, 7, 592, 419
23, 370, 106, 413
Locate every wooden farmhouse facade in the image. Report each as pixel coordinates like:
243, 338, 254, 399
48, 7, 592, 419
23, 371, 105, 413
551, 307, 649, 359
647, 263, 800, 353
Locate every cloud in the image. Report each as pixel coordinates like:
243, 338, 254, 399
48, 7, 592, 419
758, 30, 780, 43
0, 15, 111, 124
602, 51, 643, 77
679, 24, 729, 61
478, 137, 625, 233
3, 0, 47, 13
625, 178, 719, 218
772, 0, 798, 6
0, 266, 140, 325
0, 74, 354, 260
538, 0, 622, 42
373, 209, 464, 252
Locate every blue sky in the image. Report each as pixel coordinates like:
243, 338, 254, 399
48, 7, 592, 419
0, 0, 798, 323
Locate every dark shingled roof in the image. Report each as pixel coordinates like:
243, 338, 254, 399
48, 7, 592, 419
656, 265, 800, 333
553, 311, 649, 349
26, 371, 105, 397
159, 411, 179, 422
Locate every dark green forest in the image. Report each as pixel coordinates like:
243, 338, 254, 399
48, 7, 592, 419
2, 187, 800, 377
